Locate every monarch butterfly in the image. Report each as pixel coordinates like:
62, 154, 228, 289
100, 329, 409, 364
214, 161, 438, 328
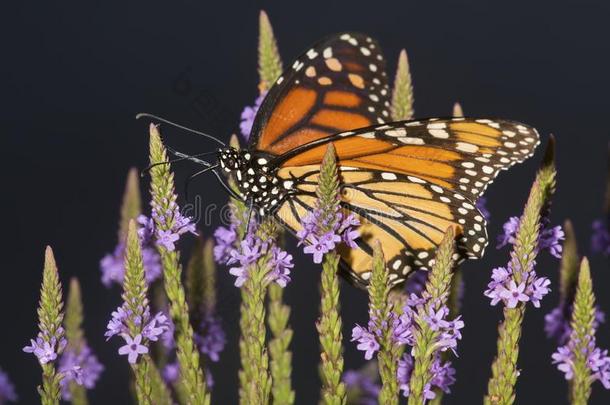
151, 32, 540, 288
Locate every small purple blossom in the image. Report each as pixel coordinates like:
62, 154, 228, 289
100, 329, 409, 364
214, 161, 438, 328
499, 280, 530, 308
228, 236, 263, 287
298, 207, 360, 264
118, 334, 148, 364
106, 302, 171, 363
351, 324, 380, 360
23, 334, 67, 365
545, 304, 606, 345
497, 216, 564, 258
0, 368, 17, 403
397, 353, 456, 399
484, 263, 550, 309
267, 247, 294, 287
240, 92, 266, 140
591, 218, 610, 256
404, 270, 429, 296
150, 201, 198, 252
100, 224, 162, 288
553, 338, 610, 389
225, 230, 293, 288
213, 224, 237, 264
58, 345, 104, 400
343, 368, 380, 405
196, 315, 226, 362
142, 312, 170, 342
497, 216, 520, 249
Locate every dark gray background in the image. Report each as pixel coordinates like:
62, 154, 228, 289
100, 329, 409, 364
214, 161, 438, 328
2, 1, 609, 403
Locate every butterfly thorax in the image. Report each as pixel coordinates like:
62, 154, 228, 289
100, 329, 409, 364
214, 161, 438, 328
218, 147, 289, 215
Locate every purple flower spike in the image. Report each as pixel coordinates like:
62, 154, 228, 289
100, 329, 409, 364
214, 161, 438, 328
118, 334, 148, 364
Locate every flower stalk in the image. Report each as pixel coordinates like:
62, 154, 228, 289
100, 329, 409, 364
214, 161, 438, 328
148, 124, 209, 405
484, 139, 557, 405
29, 247, 65, 405
258, 10, 283, 91
316, 144, 347, 405
569, 258, 596, 404
268, 283, 295, 405
63, 278, 88, 405
368, 241, 400, 405
391, 49, 414, 121
408, 227, 457, 405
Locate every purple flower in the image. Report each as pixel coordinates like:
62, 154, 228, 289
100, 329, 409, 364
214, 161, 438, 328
343, 368, 380, 405
105, 306, 130, 340
213, 225, 237, 264
476, 196, 491, 222
239, 93, 266, 140
228, 236, 264, 287
267, 247, 294, 287
162, 361, 180, 383
303, 234, 335, 264
298, 206, 360, 264
499, 280, 529, 308
197, 315, 226, 362
142, 312, 170, 342
546, 304, 606, 345
397, 354, 414, 397
539, 225, 565, 258
100, 237, 162, 288
397, 353, 456, 399
351, 325, 379, 360
425, 307, 451, 332
118, 334, 148, 364
156, 229, 180, 251
552, 345, 574, 379
528, 276, 551, 308
23, 334, 66, 365
497, 216, 520, 249
0, 368, 17, 403
497, 216, 564, 258
591, 218, 610, 256
58, 345, 104, 400
404, 270, 429, 296
150, 201, 198, 252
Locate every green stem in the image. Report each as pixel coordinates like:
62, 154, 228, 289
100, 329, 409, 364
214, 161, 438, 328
268, 283, 295, 405
318, 252, 346, 405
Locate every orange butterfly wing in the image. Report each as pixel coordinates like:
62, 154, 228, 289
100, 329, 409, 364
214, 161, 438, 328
249, 33, 391, 155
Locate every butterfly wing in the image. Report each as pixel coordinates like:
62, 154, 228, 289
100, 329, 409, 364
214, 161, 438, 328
272, 118, 540, 286
248, 32, 391, 155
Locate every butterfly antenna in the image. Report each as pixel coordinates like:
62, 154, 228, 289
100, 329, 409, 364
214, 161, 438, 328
136, 113, 226, 146
184, 164, 219, 201
165, 146, 215, 167
142, 150, 218, 177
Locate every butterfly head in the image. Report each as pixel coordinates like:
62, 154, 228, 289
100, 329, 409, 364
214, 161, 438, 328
217, 147, 287, 214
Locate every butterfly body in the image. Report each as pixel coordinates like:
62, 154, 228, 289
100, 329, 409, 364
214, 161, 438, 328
217, 32, 540, 288
219, 147, 293, 215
